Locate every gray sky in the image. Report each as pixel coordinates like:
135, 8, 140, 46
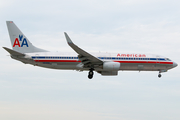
0, 0, 180, 120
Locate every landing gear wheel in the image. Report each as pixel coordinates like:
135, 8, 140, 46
158, 74, 162, 78
88, 75, 93, 79
88, 69, 94, 79
89, 71, 94, 76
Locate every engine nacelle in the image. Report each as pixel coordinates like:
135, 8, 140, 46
103, 62, 120, 71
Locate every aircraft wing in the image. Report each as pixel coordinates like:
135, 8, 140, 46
64, 32, 103, 68
3, 47, 25, 56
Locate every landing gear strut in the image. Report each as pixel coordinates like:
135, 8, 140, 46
88, 68, 94, 79
158, 73, 162, 78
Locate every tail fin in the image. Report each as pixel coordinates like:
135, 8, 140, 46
6, 21, 47, 53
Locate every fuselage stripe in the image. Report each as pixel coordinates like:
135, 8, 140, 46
32, 56, 169, 61
32, 56, 173, 65
33, 60, 173, 65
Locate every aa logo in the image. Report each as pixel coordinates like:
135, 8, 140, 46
13, 35, 29, 47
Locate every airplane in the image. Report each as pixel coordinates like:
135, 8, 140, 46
3, 21, 178, 79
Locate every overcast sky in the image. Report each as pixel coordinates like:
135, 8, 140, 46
0, 0, 180, 120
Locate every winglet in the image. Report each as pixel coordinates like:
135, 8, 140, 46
64, 32, 73, 44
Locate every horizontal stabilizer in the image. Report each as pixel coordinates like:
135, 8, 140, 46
3, 47, 25, 56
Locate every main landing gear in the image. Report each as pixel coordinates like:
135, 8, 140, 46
88, 68, 94, 79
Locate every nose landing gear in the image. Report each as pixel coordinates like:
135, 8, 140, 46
88, 68, 94, 79
158, 73, 162, 78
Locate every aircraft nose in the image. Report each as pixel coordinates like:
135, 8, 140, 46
173, 62, 178, 68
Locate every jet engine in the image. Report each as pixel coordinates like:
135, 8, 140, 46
103, 62, 120, 71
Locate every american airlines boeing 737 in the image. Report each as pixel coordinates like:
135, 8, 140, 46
3, 21, 178, 79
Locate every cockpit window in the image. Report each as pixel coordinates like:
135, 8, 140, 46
166, 58, 171, 61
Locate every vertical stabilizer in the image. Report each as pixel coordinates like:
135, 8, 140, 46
6, 21, 47, 53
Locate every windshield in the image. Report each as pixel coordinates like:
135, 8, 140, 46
166, 58, 171, 61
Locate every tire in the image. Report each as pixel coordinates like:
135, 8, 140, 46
88, 75, 93, 79
158, 74, 162, 78
89, 71, 94, 75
